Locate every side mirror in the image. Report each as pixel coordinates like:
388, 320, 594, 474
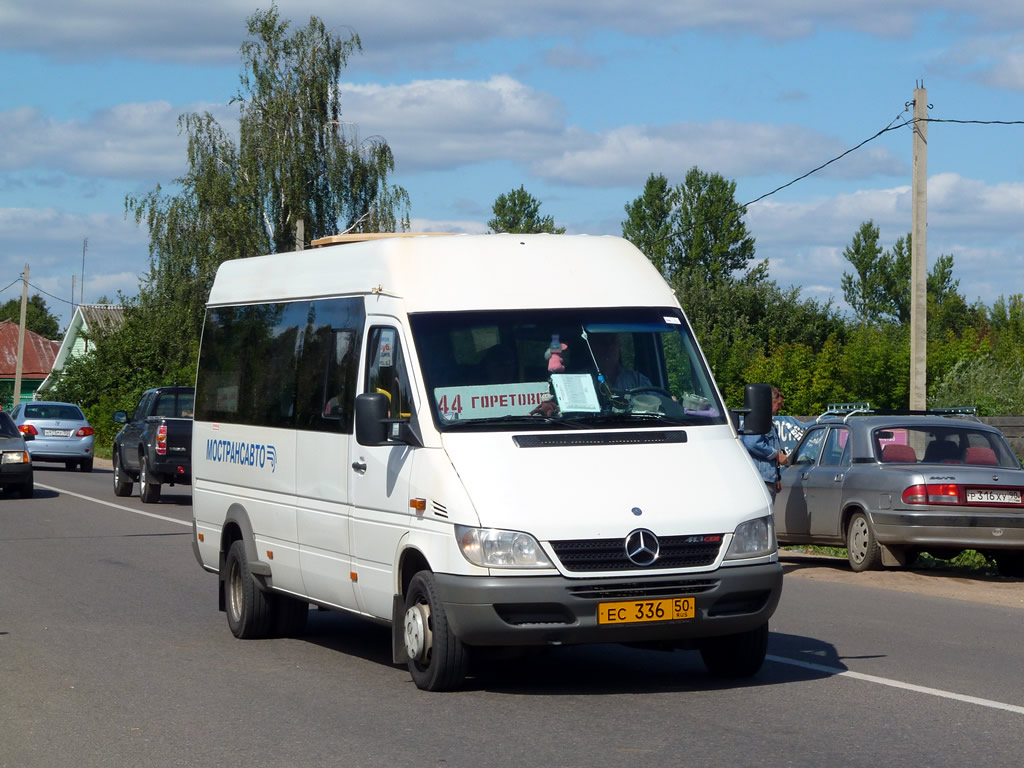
113, 411, 128, 424
739, 383, 772, 435
356, 393, 391, 446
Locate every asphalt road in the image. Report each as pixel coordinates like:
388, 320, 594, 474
2, 465, 1023, 768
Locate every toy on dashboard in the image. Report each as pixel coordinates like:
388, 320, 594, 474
545, 334, 567, 373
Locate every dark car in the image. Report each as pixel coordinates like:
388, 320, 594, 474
0, 410, 34, 497
776, 405, 1024, 576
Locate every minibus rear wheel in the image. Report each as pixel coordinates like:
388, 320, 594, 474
404, 571, 468, 691
225, 540, 273, 639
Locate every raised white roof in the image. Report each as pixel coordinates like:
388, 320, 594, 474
207, 233, 679, 313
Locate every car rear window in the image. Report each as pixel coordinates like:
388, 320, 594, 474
24, 404, 84, 420
874, 426, 1020, 468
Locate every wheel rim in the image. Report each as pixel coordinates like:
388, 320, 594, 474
113, 455, 121, 486
849, 517, 868, 563
404, 601, 432, 663
140, 462, 148, 492
228, 559, 243, 622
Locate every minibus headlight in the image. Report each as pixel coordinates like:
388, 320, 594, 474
455, 526, 553, 568
725, 516, 776, 560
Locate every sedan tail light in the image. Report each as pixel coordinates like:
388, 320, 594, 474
903, 483, 963, 505
19, 424, 38, 436
76, 426, 94, 437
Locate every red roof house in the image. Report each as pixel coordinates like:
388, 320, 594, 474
0, 320, 61, 407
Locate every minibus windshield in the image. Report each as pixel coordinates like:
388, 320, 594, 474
409, 307, 725, 430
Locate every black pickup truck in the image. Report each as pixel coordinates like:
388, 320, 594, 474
112, 386, 194, 503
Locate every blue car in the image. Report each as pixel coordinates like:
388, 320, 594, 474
10, 401, 95, 472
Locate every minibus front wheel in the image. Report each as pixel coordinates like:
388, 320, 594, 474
403, 571, 468, 692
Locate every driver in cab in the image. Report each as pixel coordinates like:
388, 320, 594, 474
590, 333, 651, 390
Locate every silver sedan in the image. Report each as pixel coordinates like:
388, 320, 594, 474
775, 409, 1024, 576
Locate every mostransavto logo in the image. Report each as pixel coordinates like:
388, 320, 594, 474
206, 439, 277, 473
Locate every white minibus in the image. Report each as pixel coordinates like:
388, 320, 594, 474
191, 232, 782, 691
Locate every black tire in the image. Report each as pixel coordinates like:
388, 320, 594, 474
700, 622, 769, 678
139, 454, 161, 503
224, 540, 274, 639
995, 553, 1024, 578
17, 475, 34, 499
404, 571, 468, 691
79, 459, 94, 473
846, 511, 881, 572
272, 595, 310, 638
112, 450, 133, 497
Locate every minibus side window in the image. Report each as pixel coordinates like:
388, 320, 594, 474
365, 327, 414, 419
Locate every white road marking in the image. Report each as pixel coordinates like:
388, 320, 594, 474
34, 483, 1024, 714
768, 655, 1024, 715
37, 484, 191, 528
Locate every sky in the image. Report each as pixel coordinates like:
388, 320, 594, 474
1, 0, 1023, 334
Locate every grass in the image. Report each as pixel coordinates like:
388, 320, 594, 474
781, 545, 999, 576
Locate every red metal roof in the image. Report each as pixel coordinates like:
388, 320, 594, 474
0, 320, 61, 379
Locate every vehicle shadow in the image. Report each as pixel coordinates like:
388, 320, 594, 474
298, 609, 845, 694
780, 551, 1019, 584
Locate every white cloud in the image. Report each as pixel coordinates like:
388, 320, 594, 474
4, 1, 1024, 65
344, 77, 565, 172
0, 206, 150, 329
0, 102, 236, 181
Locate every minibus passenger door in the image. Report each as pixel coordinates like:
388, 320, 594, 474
349, 323, 419, 619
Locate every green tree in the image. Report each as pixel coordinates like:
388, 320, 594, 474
621, 173, 677, 275
670, 166, 755, 283
0, 294, 61, 339
840, 220, 886, 326
62, 4, 409, 442
488, 186, 565, 234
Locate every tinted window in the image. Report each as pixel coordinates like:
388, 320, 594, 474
0, 411, 19, 438
23, 404, 84, 420
195, 297, 364, 432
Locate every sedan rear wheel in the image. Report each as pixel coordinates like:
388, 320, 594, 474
846, 512, 881, 572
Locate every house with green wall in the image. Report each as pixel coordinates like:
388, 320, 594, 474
0, 320, 60, 408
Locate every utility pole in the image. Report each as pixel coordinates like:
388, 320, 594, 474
81, 237, 88, 305
910, 83, 928, 410
13, 264, 28, 409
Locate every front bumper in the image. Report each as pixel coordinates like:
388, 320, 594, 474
433, 562, 783, 648
0, 462, 33, 487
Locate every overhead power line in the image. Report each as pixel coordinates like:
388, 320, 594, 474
641, 109, 1024, 252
